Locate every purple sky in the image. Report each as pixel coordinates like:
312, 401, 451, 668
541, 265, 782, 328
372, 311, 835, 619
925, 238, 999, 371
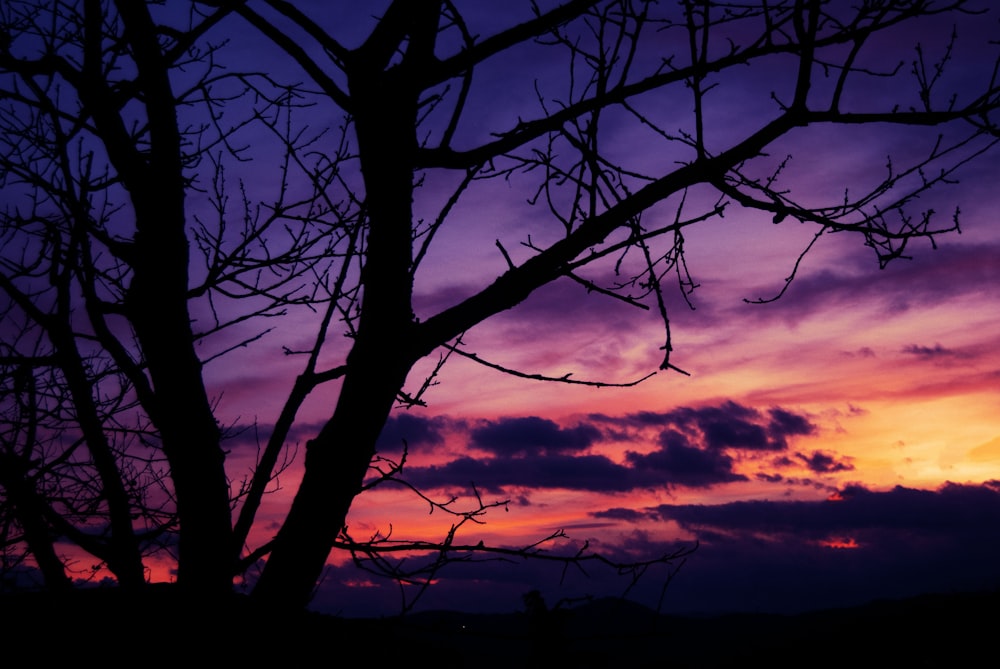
3, 1, 999, 618
207, 1, 1000, 617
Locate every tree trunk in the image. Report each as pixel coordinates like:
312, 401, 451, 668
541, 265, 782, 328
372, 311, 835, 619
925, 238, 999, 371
253, 57, 421, 608
126, 199, 235, 595
250, 353, 412, 608
111, 0, 234, 595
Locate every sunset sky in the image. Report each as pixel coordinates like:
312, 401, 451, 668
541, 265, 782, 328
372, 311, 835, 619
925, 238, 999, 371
295, 224, 1000, 616
4, 1, 998, 619
178, 1, 1000, 618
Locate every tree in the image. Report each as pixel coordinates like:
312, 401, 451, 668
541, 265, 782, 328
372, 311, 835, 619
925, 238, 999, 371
0, 0, 308, 593
1, 0, 997, 612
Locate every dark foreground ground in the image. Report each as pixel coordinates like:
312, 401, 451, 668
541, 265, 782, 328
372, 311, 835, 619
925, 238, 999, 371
2, 586, 997, 667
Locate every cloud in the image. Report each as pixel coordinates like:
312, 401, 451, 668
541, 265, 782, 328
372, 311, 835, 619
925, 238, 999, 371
403, 437, 746, 493
627, 431, 747, 488
594, 401, 816, 452
399, 401, 815, 493
767, 407, 815, 440
376, 413, 447, 452
649, 481, 1000, 538
469, 416, 600, 455
901, 343, 962, 359
623, 481, 1000, 614
683, 403, 774, 450
403, 453, 641, 493
796, 449, 854, 473
593, 507, 649, 521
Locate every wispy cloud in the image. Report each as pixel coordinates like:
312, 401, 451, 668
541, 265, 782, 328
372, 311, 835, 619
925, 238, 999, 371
901, 343, 963, 359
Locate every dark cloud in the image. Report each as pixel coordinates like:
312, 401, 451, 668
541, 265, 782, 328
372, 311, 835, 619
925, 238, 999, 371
403, 453, 644, 493
399, 401, 815, 493
616, 410, 682, 427
690, 403, 812, 451
902, 343, 962, 359
767, 407, 815, 439
404, 438, 746, 493
635, 481, 1000, 614
771, 455, 796, 468
470, 416, 600, 455
226, 412, 450, 458
691, 404, 772, 450
796, 449, 854, 473
375, 413, 446, 452
628, 431, 747, 488
597, 401, 816, 452
593, 507, 650, 521
652, 481, 1000, 537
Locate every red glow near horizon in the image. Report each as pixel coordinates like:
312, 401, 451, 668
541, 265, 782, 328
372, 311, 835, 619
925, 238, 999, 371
818, 537, 860, 550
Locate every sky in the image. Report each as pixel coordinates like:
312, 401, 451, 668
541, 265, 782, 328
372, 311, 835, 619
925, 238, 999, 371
4, 1, 999, 619
189, 1, 1000, 618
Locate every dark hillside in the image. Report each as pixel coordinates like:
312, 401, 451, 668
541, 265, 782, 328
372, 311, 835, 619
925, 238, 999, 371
1, 586, 996, 667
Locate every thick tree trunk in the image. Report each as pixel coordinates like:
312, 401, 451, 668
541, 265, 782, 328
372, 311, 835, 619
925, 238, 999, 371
126, 200, 234, 595
253, 56, 421, 608
110, 0, 234, 595
250, 353, 412, 608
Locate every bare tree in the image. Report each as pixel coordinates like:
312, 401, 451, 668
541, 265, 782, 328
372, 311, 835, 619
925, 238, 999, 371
0, 0, 315, 593
0, 0, 672, 604
235, 0, 1000, 608
1, 0, 997, 613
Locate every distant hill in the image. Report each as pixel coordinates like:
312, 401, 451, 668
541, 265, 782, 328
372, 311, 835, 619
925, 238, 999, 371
2, 586, 996, 667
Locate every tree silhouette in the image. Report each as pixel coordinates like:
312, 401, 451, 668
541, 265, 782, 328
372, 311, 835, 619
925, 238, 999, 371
1, 0, 997, 612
